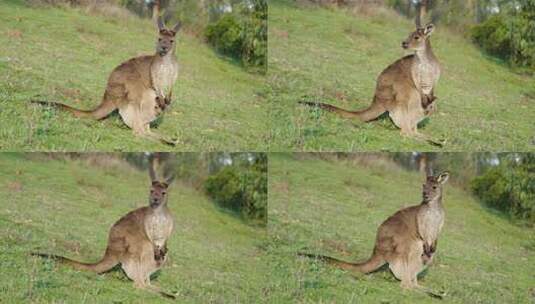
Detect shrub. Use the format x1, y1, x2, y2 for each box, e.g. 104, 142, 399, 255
471, 6, 535, 71
205, 14, 244, 59
203, 1, 267, 72
471, 155, 535, 223
204, 165, 267, 225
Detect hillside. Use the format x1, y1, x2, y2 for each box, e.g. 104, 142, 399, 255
268, 0, 535, 151
0, 0, 268, 151
0, 154, 268, 303
266, 154, 535, 303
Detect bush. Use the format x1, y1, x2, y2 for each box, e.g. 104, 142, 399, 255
471, 8, 535, 71
471, 155, 535, 223
204, 165, 267, 225
205, 14, 244, 59
471, 15, 514, 61
204, 1, 267, 73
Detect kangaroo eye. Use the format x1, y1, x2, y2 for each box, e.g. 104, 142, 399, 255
170, 40, 174, 43
415, 36, 420, 40
159, 38, 162, 42
432, 186, 437, 190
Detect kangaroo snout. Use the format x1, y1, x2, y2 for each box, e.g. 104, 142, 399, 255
401, 41, 409, 49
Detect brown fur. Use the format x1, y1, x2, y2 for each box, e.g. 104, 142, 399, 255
300, 24, 442, 145
31, 17, 181, 146
32, 155, 177, 299
299, 172, 449, 295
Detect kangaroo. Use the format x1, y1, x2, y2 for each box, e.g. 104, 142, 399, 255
31, 17, 181, 146
299, 171, 449, 297
300, 24, 442, 145
32, 154, 176, 298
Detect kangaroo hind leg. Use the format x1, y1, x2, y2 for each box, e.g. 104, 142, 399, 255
132, 123, 178, 146
90, 84, 125, 120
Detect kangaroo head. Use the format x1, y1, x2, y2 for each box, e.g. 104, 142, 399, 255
148, 153, 175, 208
422, 171, 449, 203
149, 181, 170, 208
156, 16, 181, 57
402, 23, 435, 51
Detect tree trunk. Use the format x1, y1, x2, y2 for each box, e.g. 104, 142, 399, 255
152, 0, 160, 23
415, 0, 429, 28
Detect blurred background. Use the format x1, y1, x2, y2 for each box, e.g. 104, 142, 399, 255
8, 152, 267, 225
29, 0, 268, 72
294, 152, 535, 224
296, 0, 535, 72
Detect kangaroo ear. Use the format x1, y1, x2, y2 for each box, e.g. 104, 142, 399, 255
165, 175, 175, 185
157, 16, 165, 31
437, 171, 449, 184
172, 22, 181, 35
424, 23, 435, 36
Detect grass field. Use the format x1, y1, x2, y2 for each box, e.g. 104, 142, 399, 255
266, 153, 535, 303
0, 154, 268, 303
268, 0, 535, 151
0, 0, 268, 151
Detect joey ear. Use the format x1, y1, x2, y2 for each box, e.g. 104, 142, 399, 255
157, 16, 165, 31
437, 172, 450, 184
152, 181, 159, 186
172, 22, 181, 35
161, 182, 169, 189
164, 174, 175, 186
424, 23, 435, 36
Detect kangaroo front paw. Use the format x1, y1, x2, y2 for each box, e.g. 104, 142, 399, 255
155, 96, 168, 111
154, 246, 167, 264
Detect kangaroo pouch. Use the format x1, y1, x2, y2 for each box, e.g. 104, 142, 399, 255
389, 94, 427, 129
119, 89, 161, 129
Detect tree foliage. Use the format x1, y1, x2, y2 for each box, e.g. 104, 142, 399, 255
204, 153, 267, 225
204, 0, 267, 72
471, 0, 535, 70
471, 154, 535, 223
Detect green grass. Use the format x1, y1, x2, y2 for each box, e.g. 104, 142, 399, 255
0, 0, 268, 151
268, 0, 535, 151
266, 153, 535, 303
0, 154, 268, 303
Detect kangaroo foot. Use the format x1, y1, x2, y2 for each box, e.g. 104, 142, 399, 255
157, 134, 179, 146
138, 284, 177, 300
415, 285, 446, 299
134, 128, 179, 146
409, 131, 446, 147
400, 280, 417, 290
146, 285, 177, 300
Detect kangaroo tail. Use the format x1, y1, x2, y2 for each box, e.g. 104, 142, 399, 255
31, 252, 118, 274
298, 101, 386, 122
30, 99, 116, 120
298, 252, 384, 273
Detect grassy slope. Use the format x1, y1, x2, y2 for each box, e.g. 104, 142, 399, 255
268, 0, 535, 152
266, 154, 535, 303
0, 0, 268, 151
0, 154, 267, 303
